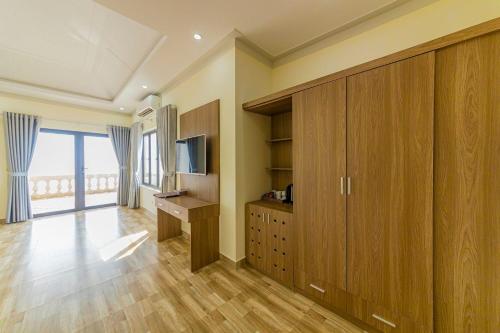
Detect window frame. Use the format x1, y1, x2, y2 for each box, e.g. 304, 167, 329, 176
142, 130, 161, 188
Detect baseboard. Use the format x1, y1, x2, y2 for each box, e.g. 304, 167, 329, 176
0, 218, 5, 224
220, 254, 245, 269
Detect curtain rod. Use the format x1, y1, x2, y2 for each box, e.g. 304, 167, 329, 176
0, 110, 129, 128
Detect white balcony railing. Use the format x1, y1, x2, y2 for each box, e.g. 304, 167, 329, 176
29, 174, 118, 200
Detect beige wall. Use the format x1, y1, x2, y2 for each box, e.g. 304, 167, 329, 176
0, 92, 132, 220
235, 42, 273, 260
136, 42, 239, 260
272, 0, 500, 91
136, 40, 274, 262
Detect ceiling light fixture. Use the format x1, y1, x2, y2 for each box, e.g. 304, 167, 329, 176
141, 84, 148, 89
119, 107, 125, 111
193, 33, 202, 40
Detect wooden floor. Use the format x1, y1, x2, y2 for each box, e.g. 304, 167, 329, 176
0, 207, 363, 333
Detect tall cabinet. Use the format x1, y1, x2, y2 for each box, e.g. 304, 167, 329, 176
434, 32, 500, 332
293, 53, 435, 332
244, 22, 500, 333
346, 53, 434, 332
293, 79, 347, 310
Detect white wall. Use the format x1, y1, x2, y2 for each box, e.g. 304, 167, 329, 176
0, 92, 132, 221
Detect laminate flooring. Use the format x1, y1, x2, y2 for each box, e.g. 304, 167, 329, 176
0, 207, 363, 333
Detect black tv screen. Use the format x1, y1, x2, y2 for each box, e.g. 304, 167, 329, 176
176, 135, 207, 175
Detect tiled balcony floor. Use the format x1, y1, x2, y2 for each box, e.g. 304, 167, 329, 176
32, 192, 117, 215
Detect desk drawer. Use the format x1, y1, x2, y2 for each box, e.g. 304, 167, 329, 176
156, 198, 189, 221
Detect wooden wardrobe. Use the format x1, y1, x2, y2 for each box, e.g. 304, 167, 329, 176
244, 20, 500, 333
294, 52, 434, 332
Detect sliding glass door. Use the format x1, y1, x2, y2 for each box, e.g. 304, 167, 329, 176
30, 131, 76, 215
83, 135, 118, 207
29, 129, 118, 216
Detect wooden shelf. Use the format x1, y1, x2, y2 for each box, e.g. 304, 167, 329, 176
266, 137, 292, 143
267, 167, 293, 171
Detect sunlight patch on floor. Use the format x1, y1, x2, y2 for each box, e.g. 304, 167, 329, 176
99, 230, 149, 261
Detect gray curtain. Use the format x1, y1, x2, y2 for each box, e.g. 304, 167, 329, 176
3, 112, 40, 223
107, 125, 131, 206
128, 122, 142, 208
157, 105, 177, 192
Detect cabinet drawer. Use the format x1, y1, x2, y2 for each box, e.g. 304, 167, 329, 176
346, 293, 430, 333
156, 198, 189, 221
303, 275, 347, 311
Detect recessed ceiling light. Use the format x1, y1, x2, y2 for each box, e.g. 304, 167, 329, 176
193, 33, 202, 40
119, 107, 125, 111
141, 84, 148, 89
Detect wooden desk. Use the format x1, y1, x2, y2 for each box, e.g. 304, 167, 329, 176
155, 196, 220, 271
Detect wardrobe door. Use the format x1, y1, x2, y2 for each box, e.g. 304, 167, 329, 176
293, 79, 347, 310
346, 53, 434, 332
434, 32, 500, 332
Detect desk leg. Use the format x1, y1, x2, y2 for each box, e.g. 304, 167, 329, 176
190, 216, 219, 271
157, 209, 182, 242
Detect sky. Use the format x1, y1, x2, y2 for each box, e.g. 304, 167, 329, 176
30, 132, 118, 177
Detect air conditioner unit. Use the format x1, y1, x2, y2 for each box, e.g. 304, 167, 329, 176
136, 94, 161, 117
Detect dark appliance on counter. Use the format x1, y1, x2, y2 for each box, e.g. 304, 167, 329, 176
284, 184, 293, 204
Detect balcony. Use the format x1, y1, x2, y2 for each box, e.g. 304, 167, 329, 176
29, 173, 118, 215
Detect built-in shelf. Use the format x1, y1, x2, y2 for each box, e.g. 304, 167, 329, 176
267, 167, 293, 171
266, 137, 292, 143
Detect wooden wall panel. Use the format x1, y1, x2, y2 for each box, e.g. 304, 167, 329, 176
293, 79, 347, 310
179, 100, 220, 203
270, 111, 293, 190
271, 112, 292, 139
346, 53, 434, 332
434, 31, 500, 333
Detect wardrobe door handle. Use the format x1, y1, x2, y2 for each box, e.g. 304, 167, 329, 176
347, 177, 351, 195
340, 177, 344, 195
309, 284, 325, 293
267, 213, 270, 224
372, 314, 396, 328
262, 212, 265, 222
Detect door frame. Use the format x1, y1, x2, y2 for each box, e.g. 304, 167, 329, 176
33, 128, 117, 218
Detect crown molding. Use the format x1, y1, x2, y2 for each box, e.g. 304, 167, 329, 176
0, 78, 115, 110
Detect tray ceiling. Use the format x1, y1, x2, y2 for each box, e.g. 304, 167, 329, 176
0, 0, 409, 112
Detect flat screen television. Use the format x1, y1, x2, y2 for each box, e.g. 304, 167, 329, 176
176, 134, 207, 175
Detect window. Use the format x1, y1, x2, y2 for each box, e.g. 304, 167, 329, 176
142, 131, 162, 187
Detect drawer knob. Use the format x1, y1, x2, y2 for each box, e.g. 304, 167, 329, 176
372, 314, 396, 328
309, 284, 325, 293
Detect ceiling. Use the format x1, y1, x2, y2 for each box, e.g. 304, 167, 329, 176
0, 0, 407, 113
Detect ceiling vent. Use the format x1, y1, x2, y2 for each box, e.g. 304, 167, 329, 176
136, 94, 161, 117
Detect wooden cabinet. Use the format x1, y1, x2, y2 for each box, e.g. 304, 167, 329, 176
345, 52, 435, 332
434, 31, 500, 332
245, 201, 293, 287
292, 79, 347, 311
244, 21, 499, 333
